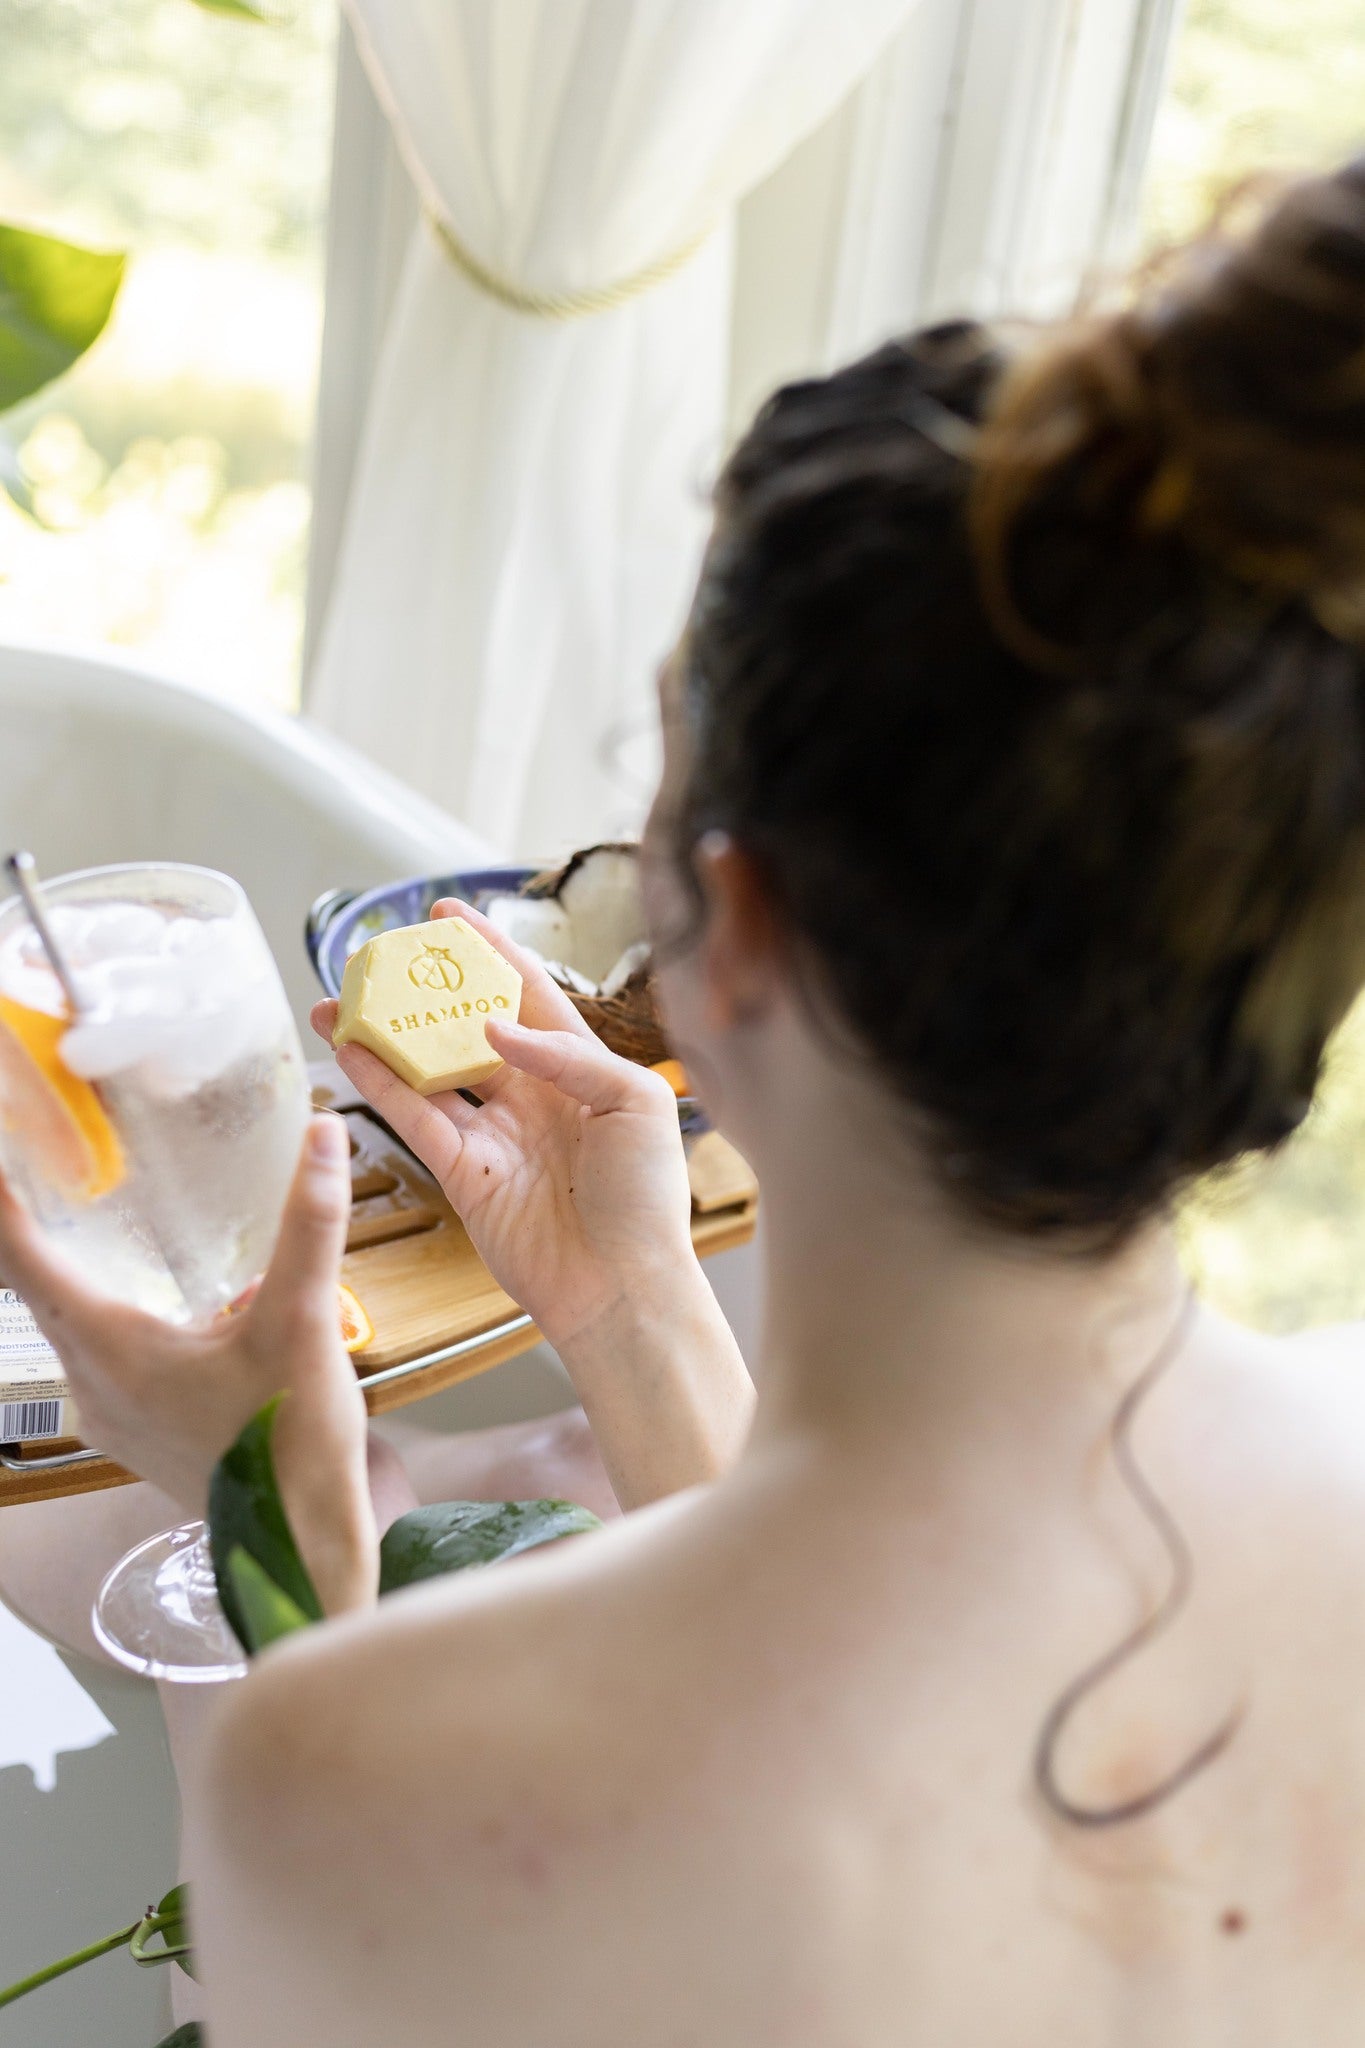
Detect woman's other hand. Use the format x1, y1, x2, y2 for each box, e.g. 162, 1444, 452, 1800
314, 899, 694, 1357
0, 1114, 377, 1616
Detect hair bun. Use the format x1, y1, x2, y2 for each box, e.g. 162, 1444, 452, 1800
973, 157, 1365, 651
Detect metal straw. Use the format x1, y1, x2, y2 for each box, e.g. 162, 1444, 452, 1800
5, 852, 87, 1019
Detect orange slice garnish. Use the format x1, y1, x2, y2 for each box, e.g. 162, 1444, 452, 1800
222, 1286, 376, 1351
338, 1282, 374, 1354
0, 995, 124, 1202
218, 1281, 373, 1353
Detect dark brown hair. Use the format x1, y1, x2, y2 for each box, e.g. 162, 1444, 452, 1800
680, 158, 1365, 1242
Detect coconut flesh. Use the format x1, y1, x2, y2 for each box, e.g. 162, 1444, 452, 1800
480, 846, 651, 1002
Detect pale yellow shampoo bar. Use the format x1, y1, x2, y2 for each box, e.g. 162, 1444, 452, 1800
332, 917, 522, 1094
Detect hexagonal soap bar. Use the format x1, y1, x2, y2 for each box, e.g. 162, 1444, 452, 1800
332, 917, 522, 1095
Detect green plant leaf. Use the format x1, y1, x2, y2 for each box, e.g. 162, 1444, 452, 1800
226, 1545, 313, 1652
153, 2026, 205, 2047
208, 1395, 322, 1654
0, 222, 124, 412
188, 0, 269, 17
379, 1499, 602, 1594
155, 1884, 190, 1931
130, 1883, 197, 1981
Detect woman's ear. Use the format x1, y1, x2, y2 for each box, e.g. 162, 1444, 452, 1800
690, 831, 784, 1031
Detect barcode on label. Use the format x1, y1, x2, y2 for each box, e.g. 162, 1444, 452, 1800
1, 1400, 63, 1443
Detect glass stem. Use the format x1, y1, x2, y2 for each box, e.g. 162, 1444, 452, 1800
185, 1527, 218, 1593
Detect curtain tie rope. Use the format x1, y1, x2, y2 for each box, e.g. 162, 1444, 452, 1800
424, 209, 712, 321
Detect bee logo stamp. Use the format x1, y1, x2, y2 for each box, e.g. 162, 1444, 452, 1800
408, 945, 465, 995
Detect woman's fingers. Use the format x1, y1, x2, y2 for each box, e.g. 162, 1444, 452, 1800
431, 897, 596, 1040
269, 1390, 378, 1617
485, 1016, 670, 1118
250, 1115, 354, 1341
315, 994, 488, 1133
0, 1161, 124, 1348
258, 1124, 379, 1612
331, 1041, 474, 1182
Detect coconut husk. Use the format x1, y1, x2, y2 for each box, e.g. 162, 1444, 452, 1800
561, 965, 670, 1066
520, 844, 670, 1066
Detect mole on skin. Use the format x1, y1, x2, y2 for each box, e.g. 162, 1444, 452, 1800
332, 917, 523, 1095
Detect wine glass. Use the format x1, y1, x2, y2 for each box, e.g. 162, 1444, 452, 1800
0, 860, 309, 1681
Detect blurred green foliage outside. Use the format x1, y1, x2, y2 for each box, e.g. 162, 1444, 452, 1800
1180, 1003, 1365, 1334
1143, 0, 1365, 246
1145, 0, 1365, 1332
0, 0, 335, 709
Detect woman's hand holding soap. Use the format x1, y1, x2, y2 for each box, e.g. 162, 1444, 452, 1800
317, 899, 753, 1506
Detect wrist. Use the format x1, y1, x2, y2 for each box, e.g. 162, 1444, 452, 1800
69, 1378, 234, 1522
555, 1261, 754, 1509
549, 1234, 715, 1378
534, 1231, 690, 1354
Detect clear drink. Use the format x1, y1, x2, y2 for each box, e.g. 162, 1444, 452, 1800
0, 862, 311, 1683
0, 865, 308, 1324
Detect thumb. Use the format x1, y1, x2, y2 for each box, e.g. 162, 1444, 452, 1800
250, 1114, 352, 1337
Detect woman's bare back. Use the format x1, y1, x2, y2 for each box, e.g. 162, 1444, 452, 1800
197, 1309, 1365, 2048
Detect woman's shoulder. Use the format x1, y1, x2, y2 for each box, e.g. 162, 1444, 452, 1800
203, 1483, 706, 1851
1181, 1310, 1365, 1626
1192, 1308, 1365, 1504
195, 1488, 723, 2035
1275, 1315, 1365, 1375
1125, 1311, 1365, 1859
1215, 1310, 1365, 1457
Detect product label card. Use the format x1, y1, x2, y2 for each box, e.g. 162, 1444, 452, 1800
0, 1288, 70, 1441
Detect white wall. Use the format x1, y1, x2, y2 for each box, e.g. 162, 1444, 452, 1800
0, 1601, 177, 2047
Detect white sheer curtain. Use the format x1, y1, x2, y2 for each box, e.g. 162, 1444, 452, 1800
308, 0, 921, 857
729, 0, 1174, 432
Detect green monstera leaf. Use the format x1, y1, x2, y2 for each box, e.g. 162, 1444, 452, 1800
208, 1395, 322, 1654
0, 223, 125, 412
379, 1498, 602, 1592
209, 1399, 604, 1652
225, 1545, 314, 1650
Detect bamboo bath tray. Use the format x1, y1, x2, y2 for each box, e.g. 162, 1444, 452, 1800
0, 1073, 758, 1507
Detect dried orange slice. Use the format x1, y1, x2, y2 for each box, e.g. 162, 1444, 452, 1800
0, 994, 124, 1202
338, 1283, 374, 1354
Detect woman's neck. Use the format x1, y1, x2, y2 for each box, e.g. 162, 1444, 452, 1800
744, 1081, 1189, 1472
